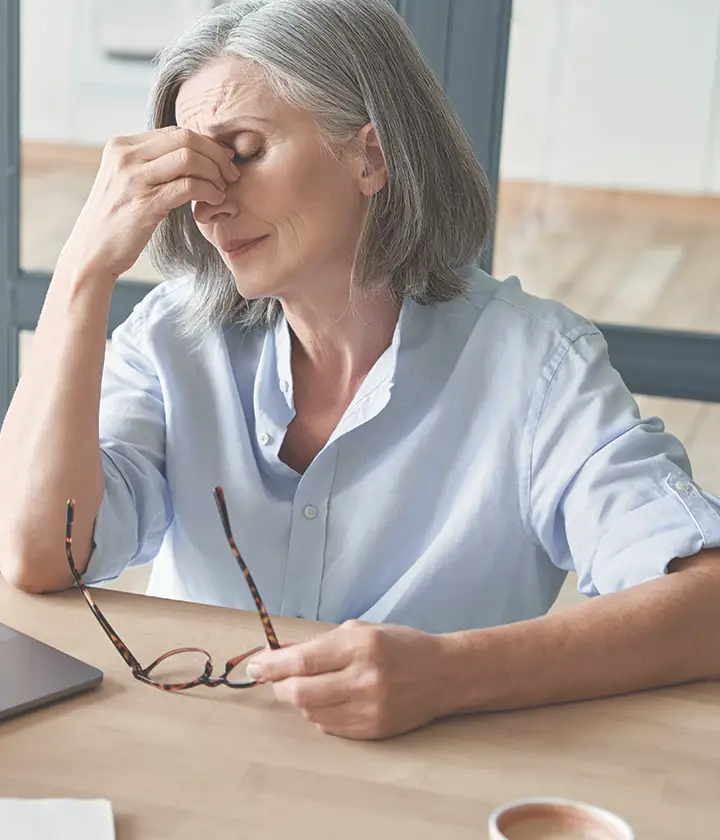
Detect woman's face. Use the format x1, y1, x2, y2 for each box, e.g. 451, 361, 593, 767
175, 58, 385, 304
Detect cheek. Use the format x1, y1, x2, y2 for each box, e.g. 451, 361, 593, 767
255, 149, 358, 225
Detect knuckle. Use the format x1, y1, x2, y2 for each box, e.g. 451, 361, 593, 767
103, 136, 132, 167
175, 127, 192, 146
361, 667, 388, 701
295, 648, 316, 676
104, 135, 127, 153
360, 665, 382, 692
177, 146, 193, 167
285, 680, 307, 708
178, 176, 194, 195
356, 626, 384, 661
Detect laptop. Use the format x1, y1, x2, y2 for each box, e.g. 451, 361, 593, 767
0, 622, 103, 721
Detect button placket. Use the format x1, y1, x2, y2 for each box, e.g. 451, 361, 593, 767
280, 448, 339, 621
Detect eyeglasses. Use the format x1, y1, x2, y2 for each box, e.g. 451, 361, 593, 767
64, 486, 280, 691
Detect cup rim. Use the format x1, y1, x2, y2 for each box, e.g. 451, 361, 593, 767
488, 796, 635, 840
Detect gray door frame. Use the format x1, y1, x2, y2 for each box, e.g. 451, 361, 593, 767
2, 0, 720, 423
1, 0, 20, 420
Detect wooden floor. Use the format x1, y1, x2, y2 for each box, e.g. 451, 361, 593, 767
17, 147, 720, 603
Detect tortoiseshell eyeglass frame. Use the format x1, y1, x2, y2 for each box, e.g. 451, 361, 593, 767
64, 486, 280, 692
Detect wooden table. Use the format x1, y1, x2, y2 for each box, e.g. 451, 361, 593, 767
1, 579, 720, 839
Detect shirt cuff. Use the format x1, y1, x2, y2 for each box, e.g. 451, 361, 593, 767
590, 472, 720, 594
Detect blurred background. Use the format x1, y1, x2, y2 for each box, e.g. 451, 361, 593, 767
12, 0, 720, 602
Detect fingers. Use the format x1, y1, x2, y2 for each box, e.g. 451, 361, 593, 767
247, 628, 353, 682
139, 126, 240, 185
108, 126, 240, 197
144, 146, 238, 195
272, 664, 386, 712
307, 705, 375, 740
269, 671, 385, 739
157, 176, 227, 210
272, 671, 356, 710
297, 697, 389, 741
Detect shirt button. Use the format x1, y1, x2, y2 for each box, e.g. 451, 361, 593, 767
675, 480, 692, 492
280, 380, 290, 393
257, 431, 271, 446
303, 504, 318, 520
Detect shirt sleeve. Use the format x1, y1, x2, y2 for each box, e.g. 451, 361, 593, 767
83, 306, 172, 585
526, 329, 720, 596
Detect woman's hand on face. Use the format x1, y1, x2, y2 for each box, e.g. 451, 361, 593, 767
60, 126, 240, 282
246, 620, 454, 740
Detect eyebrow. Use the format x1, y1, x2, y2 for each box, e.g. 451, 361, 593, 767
202, 116, 272, 137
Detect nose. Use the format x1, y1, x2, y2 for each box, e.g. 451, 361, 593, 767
192, 192, 239, 225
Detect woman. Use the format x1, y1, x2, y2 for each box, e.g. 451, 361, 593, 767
1, 0, 720, 741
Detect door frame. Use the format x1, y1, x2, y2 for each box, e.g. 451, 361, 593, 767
1, 0, 20, 421
2, 0, 720, 423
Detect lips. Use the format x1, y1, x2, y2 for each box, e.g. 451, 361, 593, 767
221, 236, 267, 253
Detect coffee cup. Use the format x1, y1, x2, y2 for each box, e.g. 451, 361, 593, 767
488, 797, 635, 840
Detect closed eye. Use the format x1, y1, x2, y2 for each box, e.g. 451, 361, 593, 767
232, 149, 263, 165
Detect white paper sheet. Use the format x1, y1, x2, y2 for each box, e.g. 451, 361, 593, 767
0, 799, 114, 840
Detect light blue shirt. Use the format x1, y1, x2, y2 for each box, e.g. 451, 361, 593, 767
87, 264, 720, 632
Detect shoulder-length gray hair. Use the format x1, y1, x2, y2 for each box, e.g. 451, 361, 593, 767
147, 0, 493, 338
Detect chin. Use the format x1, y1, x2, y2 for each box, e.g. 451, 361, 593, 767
230, 272, 284, 302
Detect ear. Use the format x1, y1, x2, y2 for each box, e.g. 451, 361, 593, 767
353, 123, 388, 197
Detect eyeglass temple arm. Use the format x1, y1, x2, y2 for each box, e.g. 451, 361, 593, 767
65, 500, 144, 673
213, 487, 281, 650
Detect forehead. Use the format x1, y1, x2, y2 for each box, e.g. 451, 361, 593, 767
175, 58, 277, 129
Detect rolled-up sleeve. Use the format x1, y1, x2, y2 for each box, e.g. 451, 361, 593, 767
527, 329, 720, 596
84, 307, 172, 585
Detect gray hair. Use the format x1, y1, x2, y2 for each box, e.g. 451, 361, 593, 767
147, 0, 493, 338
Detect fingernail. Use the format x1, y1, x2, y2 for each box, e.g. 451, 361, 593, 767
246, 662, 262, 681
230, 164, 240, 179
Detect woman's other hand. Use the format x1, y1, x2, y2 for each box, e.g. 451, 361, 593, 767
245, 620, 455, 740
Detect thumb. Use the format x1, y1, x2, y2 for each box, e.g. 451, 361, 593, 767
246, 632, 347, 683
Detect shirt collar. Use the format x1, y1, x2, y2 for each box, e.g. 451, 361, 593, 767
273, 309, 295, 409
272, 295, 416, 410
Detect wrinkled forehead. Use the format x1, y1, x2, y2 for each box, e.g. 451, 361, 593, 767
174, 58, 276, 133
